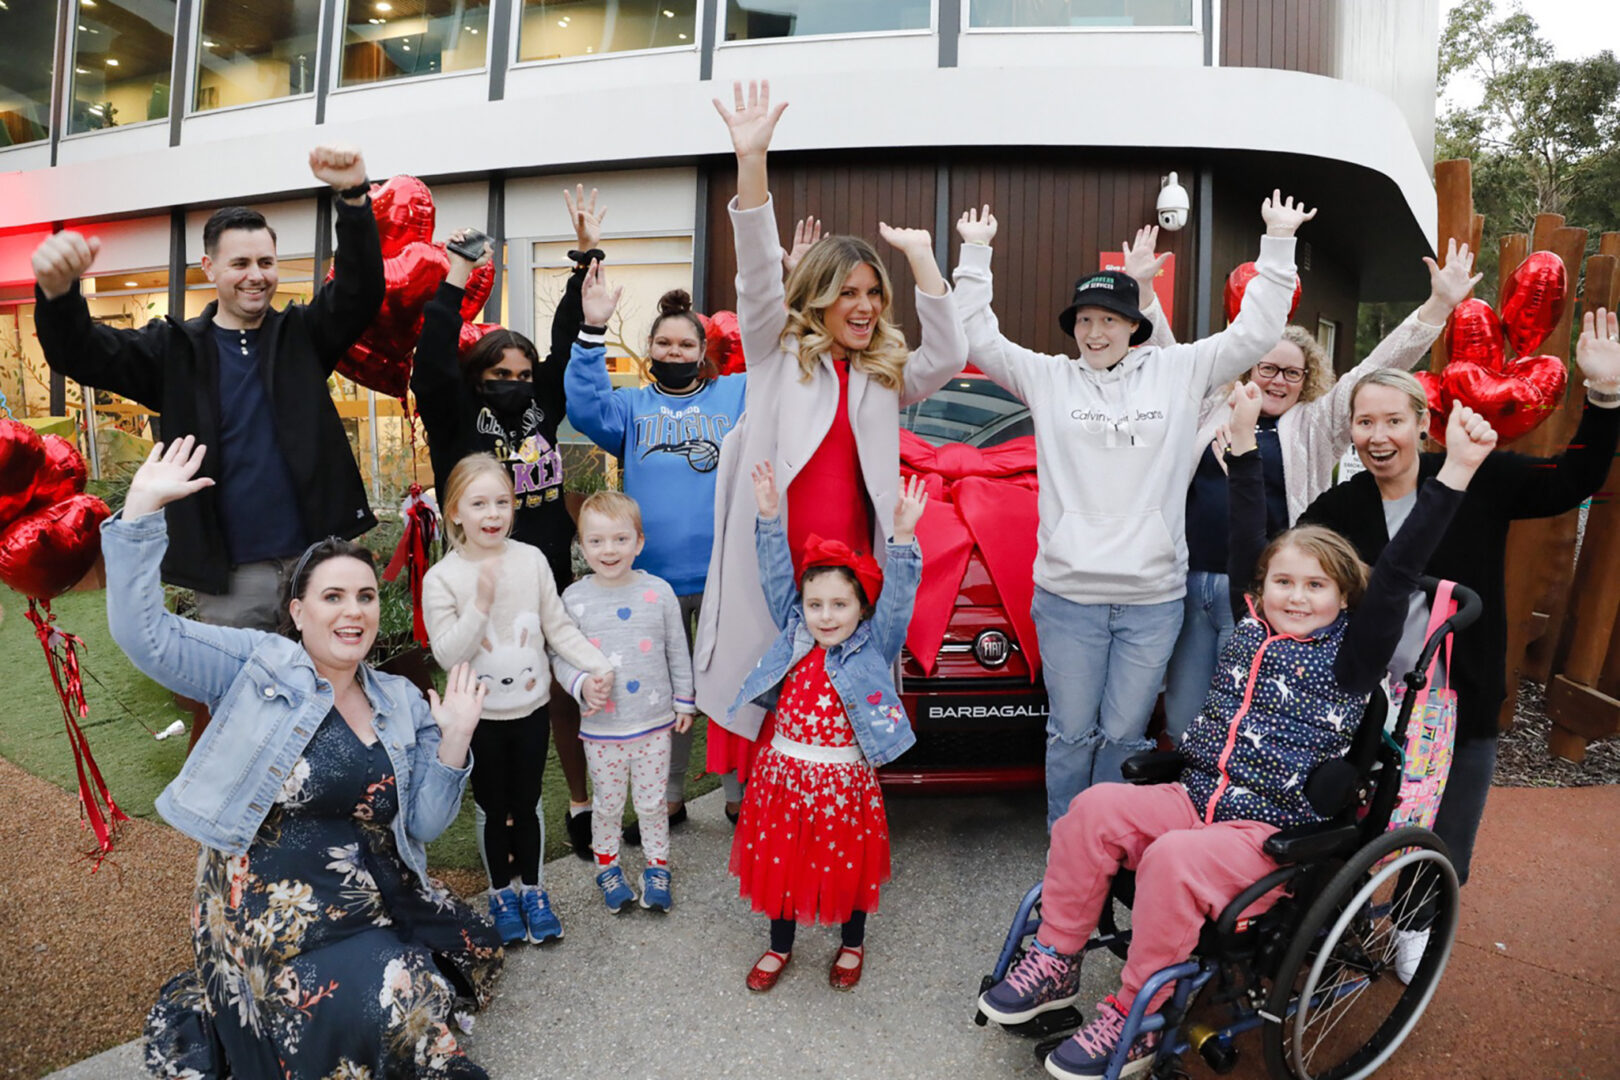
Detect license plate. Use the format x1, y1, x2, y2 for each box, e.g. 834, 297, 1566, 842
912, 694, 1050, 730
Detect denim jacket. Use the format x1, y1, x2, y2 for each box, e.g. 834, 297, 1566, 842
728, 513, 921, 767
102, 511, 471, 887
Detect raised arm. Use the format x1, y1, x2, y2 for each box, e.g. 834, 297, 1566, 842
1224, 383, 1269, 620
1122, 225, 1176, 350
870, 475, 927, 661
1333, 407, 1495, 693
751, 461, 799, 630
304, 146, 386, 367
949, 207, 1042, 401
540, 185, 608, 420
408, 663, 482, 836
32, 231, 168, 408
103, 439, 263, 705
410, 228, 490, 446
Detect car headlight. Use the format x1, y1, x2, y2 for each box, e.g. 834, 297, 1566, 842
973, 629, 1011, 669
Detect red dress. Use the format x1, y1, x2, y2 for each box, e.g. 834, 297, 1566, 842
707, 357, 874, 781
729, 647, 892, 924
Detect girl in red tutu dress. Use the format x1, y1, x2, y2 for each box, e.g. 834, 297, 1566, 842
727, 462, 928, 992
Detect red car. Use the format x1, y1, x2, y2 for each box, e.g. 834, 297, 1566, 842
882, 373, 1048, 792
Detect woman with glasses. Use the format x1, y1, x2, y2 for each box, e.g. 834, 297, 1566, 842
1161, 239, 1482, 739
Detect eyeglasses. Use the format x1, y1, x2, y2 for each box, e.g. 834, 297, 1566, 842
1254, 362, 1307, 384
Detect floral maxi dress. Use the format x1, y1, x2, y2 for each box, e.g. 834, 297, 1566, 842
144, 708, 502, 1079
729, 646, 892, 924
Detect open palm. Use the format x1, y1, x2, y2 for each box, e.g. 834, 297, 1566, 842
712, 79, 787, 157
124, 437, 215, 520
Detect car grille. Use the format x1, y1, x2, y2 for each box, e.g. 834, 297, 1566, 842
902, 727, 1048, 769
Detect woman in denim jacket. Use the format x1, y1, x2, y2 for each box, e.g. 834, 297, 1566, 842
728, 462, 925, 994
107, 438, 502, 1079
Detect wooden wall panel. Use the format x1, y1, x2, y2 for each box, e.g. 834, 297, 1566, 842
1221, 0, 1337, 75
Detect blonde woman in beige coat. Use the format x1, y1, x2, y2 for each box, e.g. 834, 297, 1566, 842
692, 81, 969, 781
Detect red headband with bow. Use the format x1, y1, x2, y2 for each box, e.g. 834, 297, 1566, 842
799, 534, 883, 605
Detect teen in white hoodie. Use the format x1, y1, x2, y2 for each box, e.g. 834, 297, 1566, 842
950, 193, 1314, 827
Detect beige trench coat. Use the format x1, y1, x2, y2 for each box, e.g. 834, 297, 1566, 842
692, 197, 969, 736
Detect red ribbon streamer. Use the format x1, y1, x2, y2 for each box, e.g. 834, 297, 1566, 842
899, 429, 1042, 679
383, 482, 438, 648
24, 598, 128, 868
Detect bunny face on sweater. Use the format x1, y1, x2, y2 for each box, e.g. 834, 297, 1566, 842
475, 612, 544, 712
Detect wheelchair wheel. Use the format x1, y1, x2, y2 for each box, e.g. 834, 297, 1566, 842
1261, 827, 1458, 1080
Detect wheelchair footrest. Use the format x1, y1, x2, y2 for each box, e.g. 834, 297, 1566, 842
1005, 1006, 1083, 1039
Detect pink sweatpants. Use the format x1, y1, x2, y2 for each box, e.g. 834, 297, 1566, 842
1038, 783, 1281, 1012
584, 729, 673, 864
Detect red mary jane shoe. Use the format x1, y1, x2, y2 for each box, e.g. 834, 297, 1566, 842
829, 946, 864, 990
747, 950, 791, 992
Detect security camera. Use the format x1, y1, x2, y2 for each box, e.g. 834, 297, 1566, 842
1157, 171, 1190, 231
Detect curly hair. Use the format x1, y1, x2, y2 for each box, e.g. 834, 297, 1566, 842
781, 235, 909, 391
1241, 325, 1334, 404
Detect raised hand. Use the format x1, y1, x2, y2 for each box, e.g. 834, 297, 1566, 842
1438, 405, 1498, 488
1122, 225, 1170, 297
1227, 381, 1264, 453
1576, 308, 1620, 389
712, 79, 787, 159
565, 184, 607, 251
32, 231, 101, 301
123, 436, 215, 521
892, 473, 929, 544
429, 662, 487, 766
1421, 237, 1483, 314
309, 144, 367, 195
956, 205, 998, 247
445, 227, 492, 289
580, 259, 623, 327
1260, 190, 1318, 238
752, 461, 781, 519
879, 222, 947, 297
784, 216, 822, 274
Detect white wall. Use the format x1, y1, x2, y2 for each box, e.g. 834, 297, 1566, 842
1334, 0, 1440, 168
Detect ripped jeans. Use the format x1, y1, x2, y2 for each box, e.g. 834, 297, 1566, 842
1033, 587, 1183, 829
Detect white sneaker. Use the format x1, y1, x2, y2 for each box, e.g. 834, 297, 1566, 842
1393, 927, 1431, 985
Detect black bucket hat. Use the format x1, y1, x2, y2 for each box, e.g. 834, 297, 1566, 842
1058, 270, 1152, 346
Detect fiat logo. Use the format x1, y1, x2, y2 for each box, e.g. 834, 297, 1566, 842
974, 630, 1011, 668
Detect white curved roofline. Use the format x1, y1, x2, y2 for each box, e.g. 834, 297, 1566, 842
1, 67, 1433, 244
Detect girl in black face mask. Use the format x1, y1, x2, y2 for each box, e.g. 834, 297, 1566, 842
566, 280, 750, 829
412, 186, 606, 868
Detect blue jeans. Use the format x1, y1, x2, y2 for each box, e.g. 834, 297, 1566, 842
1161, 571, 1237, 744
1033, 587, 1184, 828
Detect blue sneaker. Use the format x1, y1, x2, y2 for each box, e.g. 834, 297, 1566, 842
1044, 995, 1160, 1079
519, 887, 563, 944
979, 940, 1081, 1024
640, 866, 673, 912
488, 886, 526, 946
596, 864, 635, 913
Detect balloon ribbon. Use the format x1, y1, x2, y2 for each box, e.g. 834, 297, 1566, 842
383, 482, 438, 648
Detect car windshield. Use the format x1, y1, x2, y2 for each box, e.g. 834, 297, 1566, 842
900, 376, 1032, 448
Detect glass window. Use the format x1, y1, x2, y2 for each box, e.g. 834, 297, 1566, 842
194, 0, 322, 112
70, 0, 178, 132
969, 0, 1192, 29
518, 1, 696, 61
0, 1, 58, 146
725, 0, 929, 40
341, 0, 490, 86
534, 236, 691, 369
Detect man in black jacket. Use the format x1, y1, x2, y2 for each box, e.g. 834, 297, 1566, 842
31, 145, 385, 632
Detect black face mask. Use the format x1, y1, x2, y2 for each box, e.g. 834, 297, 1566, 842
479, 379, 534, 415
651, 359, 701, 390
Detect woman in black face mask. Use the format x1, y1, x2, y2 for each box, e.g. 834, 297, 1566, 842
412, 186, 604, 862
566, 281, 749, 828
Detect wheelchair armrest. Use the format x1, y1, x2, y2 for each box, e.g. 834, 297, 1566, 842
1121, 750, 1185, 784
1262, 820, 1362, 865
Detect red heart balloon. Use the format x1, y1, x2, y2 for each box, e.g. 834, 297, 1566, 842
0, 419, 46, 528
1500, 251, 1567, 358
1441, 356, 1568, 444
0, 493, 110, 599
458, 321, 503, 356
460, 263, 494, 321
705, 310, 744, 376
1223, 262, 1303, 324
1413, 369, 1450, 444
1443, 299, 1506, 373
25, 435, 88, 513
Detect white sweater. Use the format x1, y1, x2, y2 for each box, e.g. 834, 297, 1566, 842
951, 235, 1297, 605
422, 540, 610, 721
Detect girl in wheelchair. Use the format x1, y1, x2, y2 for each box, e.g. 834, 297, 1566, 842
978, 385, 1497, 1079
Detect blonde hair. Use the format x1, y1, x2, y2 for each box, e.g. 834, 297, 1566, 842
781, 235, 910, 391
578, 491, 644, 538
1244, 325, 1334, 405
1252, 525, 1370, 611
1350, 368, 1429, 422
442, 453, 514, 551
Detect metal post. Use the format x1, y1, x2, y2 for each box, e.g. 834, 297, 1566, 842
80, 382, 102, 480
367, 389, 382, 501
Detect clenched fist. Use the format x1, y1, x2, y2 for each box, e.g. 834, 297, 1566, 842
309, 144, 368, 197
32, 232, 101, 301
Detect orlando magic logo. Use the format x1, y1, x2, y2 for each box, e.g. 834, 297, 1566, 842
634, 406, 733, 474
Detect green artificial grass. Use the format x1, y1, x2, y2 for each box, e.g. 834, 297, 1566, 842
0, 587, 719, 872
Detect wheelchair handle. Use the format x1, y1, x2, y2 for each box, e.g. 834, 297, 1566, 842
1406, 578, 1481, 689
